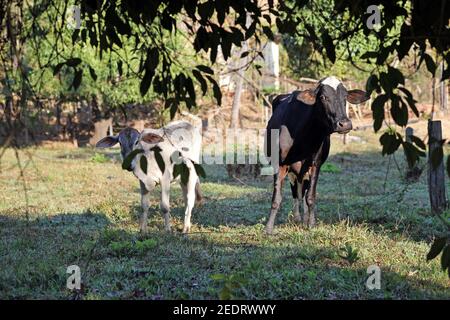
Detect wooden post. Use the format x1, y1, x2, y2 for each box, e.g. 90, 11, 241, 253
405, 126, 420, 180
439, 61, 448, 114
405, 126, 414, 170
428, 120, 447, 214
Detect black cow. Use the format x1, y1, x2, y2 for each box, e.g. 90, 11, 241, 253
264, 76, 369, 234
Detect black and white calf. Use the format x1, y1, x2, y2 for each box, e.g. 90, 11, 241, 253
96, 121, 202, 234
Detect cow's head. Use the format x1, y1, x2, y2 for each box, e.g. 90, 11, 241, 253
95, 127, 141, 171
96, 128, 165, 171
297, 76, 369, 134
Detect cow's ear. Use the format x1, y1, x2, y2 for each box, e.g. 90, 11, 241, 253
141, 132, 164, 144
296, 89, 316, 105
347, 89, 370, 104
96, 136, 118, 148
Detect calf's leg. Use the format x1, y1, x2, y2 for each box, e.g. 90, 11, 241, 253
160, 178, 171, 232
181, 170, 198, 234
139, 181, 150, 234
265, 165, 289, 234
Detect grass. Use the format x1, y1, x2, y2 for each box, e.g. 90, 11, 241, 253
0, 128, 449, 299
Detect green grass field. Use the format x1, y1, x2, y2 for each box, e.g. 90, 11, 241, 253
0, 128, 449, 299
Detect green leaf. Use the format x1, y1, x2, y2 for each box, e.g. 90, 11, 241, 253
410, 135, 426, 150
53, 63, 65, 76
263, 26, 274, 41
423, 53, 436, 76
379, 72, 392, 93
151, 146, 165, 173
72, 69, 83, 90
194, 163, 206, 178
366, 74, 379, 95
122, 149, 144, 170
170, 100, 178, 119
66, 58, 82, 67
140, 68, 154, 96
427, 237, 447, 261
192, 70, 207, 95
150, 145, 162, 153
196, 65, 214, 74
321, 30, 335, 63
398, 87, 419, 117
140, 155, 147, 174
88, 66, 97, 81
371, 94, 387, 132
388, 66, 405, 86
379, 131, 401, 155
198, 1, 214, 20
390, 95, 408, 126
206, 76, 221, 105
360, 51, 378, 60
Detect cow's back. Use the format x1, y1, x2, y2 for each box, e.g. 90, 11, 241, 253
154, 120, 202, 163
265, 93, 313, 159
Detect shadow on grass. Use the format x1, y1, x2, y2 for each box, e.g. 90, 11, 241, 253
0, 212, 448, 299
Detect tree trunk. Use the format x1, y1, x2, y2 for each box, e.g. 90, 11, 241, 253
230, 41, 248, 129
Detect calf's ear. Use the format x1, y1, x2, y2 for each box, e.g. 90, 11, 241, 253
296, 89, 316, 105
96, 136, 118, 148
141, 132, 164, 144
347, 89, 370, 104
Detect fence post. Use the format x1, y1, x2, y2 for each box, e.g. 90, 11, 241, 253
439, 61, 448, 114
405, 126, 414, 170
428, 120, 447, 214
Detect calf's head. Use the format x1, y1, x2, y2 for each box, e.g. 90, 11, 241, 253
96, 127, 165, 171
297, 76, 369, 134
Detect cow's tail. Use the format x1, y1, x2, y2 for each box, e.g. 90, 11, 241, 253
195, 179, 203, 206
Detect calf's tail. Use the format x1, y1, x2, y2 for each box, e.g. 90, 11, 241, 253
195, 179, 203, 205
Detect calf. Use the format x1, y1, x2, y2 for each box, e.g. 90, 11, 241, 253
96, 121, 202, 234
265, 76, 369, 234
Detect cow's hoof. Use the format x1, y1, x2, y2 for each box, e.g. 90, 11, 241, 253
182, 225, 191, 234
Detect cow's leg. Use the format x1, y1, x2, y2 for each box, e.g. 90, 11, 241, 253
265, 165, 289, 234
304, 165, 320, 227
290, 179, 301, 223
139, 181, 151, 234
289, 162, 303, 223
181, 170, 197, 234
301, 172, 311, 226
160, 178, 171, 232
